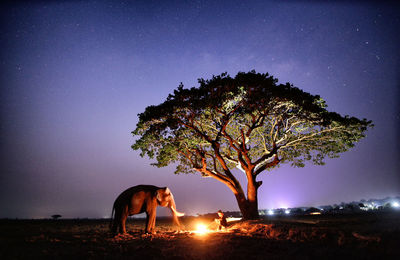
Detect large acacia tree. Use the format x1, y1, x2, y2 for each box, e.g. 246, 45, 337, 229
132, 71, 372, 219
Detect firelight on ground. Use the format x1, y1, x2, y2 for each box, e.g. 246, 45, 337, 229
195, 223, 208, 235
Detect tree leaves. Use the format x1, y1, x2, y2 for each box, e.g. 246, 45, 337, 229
132, 71, 372, 179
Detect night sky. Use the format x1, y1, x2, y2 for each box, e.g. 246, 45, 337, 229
1, 0, 399, 218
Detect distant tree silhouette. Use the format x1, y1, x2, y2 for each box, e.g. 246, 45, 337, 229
305, 207, 321, 214
384, 202, 392, 209
51, 214, 62, 220
133, 71, 373, 219
291, 208, 304, 215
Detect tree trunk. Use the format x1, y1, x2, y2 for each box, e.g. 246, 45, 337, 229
234, 193, 259, 220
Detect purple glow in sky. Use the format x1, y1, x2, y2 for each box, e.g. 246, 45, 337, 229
0, 0, 399, 218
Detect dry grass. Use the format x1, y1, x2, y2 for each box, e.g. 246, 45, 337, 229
1, 212, 399, 259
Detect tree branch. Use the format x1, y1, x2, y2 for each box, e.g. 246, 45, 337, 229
197, 156, 239, 193
245, 112, 266, 138
279, 126, 345, 149
254, 155, 281, 176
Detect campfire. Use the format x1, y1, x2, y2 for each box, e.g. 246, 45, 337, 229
192, 217, 242, 235
194, 222, 210, 235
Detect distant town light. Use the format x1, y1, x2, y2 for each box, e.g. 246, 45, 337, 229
284, 209, 290, 214
268, 210, 274, 215
393, 202, 400, 208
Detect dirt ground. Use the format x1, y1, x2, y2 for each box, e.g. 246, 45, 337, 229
1, 211, 399, 259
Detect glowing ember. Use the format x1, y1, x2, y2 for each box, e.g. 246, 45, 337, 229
195, 223, 208, 234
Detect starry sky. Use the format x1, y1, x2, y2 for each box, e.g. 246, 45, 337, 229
1, 0, 399, 218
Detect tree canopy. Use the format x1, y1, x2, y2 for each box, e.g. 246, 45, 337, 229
132, 71, 372, 219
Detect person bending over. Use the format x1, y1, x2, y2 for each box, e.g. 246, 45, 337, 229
215, 210, 228, 230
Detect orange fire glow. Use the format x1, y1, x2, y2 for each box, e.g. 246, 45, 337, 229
195, 223, 208, 235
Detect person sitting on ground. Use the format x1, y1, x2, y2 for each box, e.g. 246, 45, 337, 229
215, 210, 228, 230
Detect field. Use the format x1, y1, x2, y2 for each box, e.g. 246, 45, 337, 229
1, 211, 399, 259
